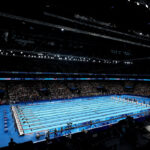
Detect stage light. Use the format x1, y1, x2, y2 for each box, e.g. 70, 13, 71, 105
146, 4, 149, 8
20, 51, 23, 54
136, 2, 140, 6
61, 28, 64, 32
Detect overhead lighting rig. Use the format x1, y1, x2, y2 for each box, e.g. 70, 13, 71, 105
0, 49, 133, 65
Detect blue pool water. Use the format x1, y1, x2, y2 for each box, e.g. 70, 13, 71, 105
0, 95, 150, 148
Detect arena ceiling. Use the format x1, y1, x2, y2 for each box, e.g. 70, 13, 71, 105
0, 0, 150, 29
0, 0, 150, 74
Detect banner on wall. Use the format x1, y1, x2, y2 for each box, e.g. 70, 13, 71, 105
0, 78, 150, 81
0, 71, 150, 77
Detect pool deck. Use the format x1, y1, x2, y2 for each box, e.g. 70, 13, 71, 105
0, 95, 150, 148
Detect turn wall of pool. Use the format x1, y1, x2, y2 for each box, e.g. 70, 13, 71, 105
0, 95, 150, 148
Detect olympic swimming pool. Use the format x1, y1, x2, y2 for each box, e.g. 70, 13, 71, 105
0, 95, 150, 148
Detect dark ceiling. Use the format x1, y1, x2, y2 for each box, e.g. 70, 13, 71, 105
0, 0, 150, 30
0, 0, 150, 74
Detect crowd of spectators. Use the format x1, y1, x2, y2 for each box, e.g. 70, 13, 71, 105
134, 83, 150, 97
48, 82, 73, 99
0, 81, 150, 104
105, 82, 124, 95
8, 82, 40, 103
0, 82, 7, 104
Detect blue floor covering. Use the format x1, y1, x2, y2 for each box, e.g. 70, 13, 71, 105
0, 95, 150, 148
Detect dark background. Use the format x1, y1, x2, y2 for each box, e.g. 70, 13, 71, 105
0, 0, 150, 74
